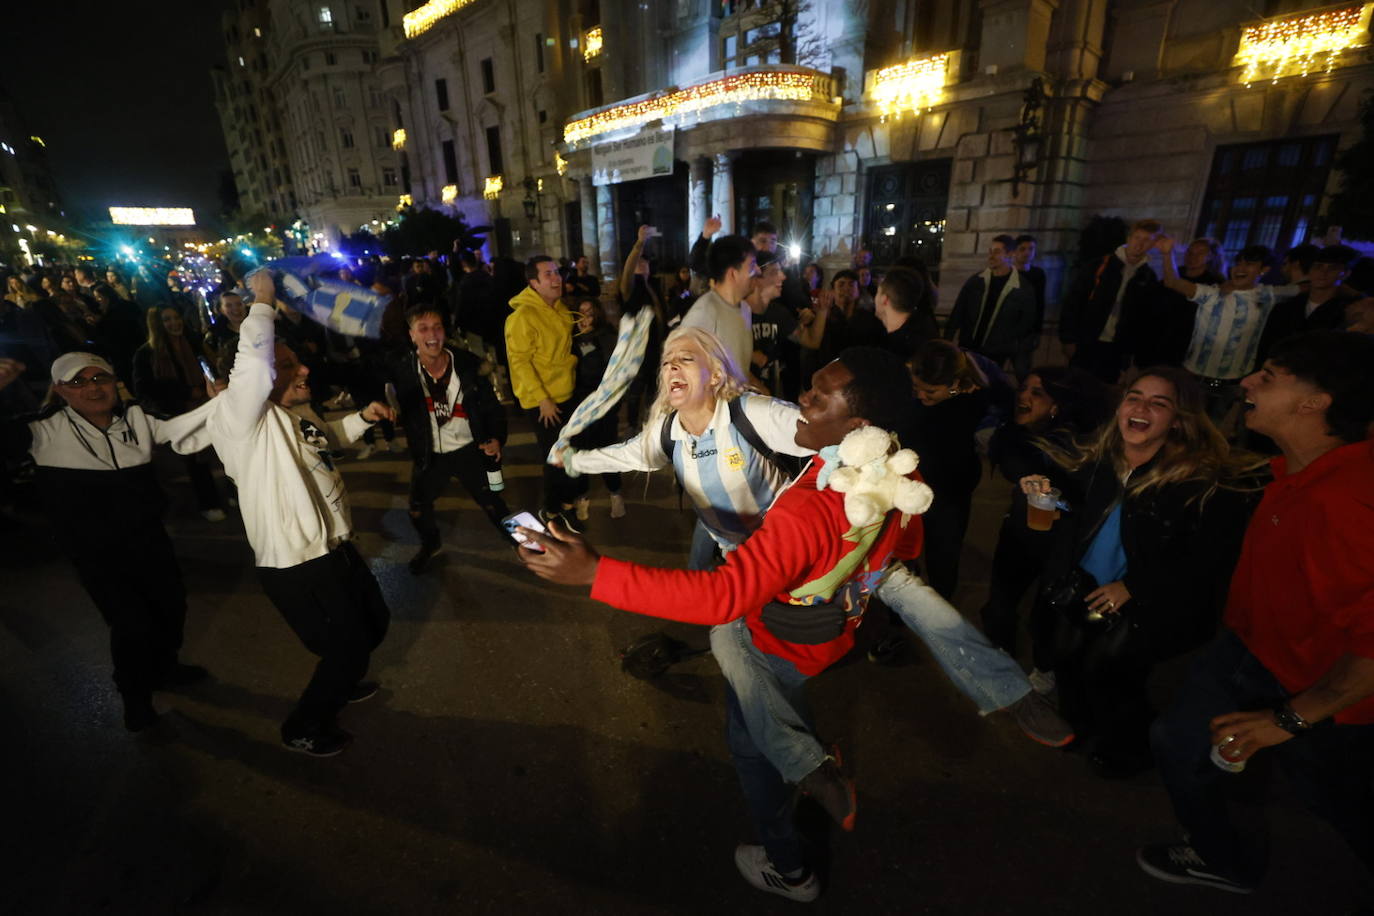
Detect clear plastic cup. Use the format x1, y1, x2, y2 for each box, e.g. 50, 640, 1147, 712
1026, 487, 1061, 532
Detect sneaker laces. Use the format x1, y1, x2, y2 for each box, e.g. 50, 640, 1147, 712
1169, 845, 1208, 869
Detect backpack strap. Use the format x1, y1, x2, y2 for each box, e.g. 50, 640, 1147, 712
659, 409, 676, 460
728, 396, 781, 467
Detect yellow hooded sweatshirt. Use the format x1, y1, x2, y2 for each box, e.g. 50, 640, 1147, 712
504, 285, 577, 409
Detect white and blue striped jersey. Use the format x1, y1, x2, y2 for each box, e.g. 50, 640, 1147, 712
567, 393, 812, 549
1183, 283, 1299, 380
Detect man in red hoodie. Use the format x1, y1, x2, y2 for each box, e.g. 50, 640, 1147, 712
521, 347, 920, 903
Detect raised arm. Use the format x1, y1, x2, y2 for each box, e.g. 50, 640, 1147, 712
1155, 236, 1197, 298
619, 225, 652, 301
216, 270, 281, 438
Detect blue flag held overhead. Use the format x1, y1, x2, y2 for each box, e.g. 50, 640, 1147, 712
262, 254, 392, 339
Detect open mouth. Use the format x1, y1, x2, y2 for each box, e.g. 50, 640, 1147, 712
668, 379, 687, 394
1243, 398, 1256, 412
1125, 417, 1150, 431
1015, 403, 1032, 415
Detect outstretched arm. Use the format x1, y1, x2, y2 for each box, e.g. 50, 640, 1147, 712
1156, 236, 1197, 298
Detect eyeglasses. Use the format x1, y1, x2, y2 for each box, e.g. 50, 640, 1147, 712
60, 373, 115, 388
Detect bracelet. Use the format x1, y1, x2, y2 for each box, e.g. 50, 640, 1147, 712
1272, 702, 1312, 736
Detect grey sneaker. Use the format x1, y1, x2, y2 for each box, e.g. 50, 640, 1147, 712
797, 758, 856, 832
1136, 844, 1255, 894
1028, 667, 1056, 694
733, 844, 819, 903
1006, 689, 1074, 747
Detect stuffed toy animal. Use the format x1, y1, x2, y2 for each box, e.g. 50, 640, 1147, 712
822, 426, 934, 528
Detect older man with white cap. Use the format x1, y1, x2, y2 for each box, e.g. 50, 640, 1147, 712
1, 352, 217, 731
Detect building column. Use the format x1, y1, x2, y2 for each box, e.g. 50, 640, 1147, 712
688, 157, 711, 240
711, 152, 735, 235
595, 182, 618, 281
579, 177, 598, 265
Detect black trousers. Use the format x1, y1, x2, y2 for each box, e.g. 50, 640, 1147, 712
528, 400, 587, 512
409, 444, 510, 546
258, 543, 390, 736
72, 528, 187, 702
920, 484, 974, 600
980, 514, 1057, 670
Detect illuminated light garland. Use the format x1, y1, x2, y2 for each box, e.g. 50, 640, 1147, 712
403, 0, 478, 38
397, 194, 413, 210
563, 69, 829, 145
441, 184, 459, 204
110, 207, 196, 226
392, 128, 407, 150
584, 26, 603, 62
1235, 3, 1372, 86
869, 52, 950, 121
555, 152, 568, 175
483, 175, 503, 199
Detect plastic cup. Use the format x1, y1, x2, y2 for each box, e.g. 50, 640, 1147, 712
1210, 735, 1246, 773
1026, 487, 1061, 532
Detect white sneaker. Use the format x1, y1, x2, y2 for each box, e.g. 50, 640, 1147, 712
574, 497, 591, 521
609, 493, 627, 519
733, 844, 819, 903
354, 444, 375, 460
1028, 668, 1057, 695
200, 508, 227, 522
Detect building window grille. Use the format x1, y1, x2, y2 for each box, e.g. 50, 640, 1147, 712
1198, 135, 1337, 260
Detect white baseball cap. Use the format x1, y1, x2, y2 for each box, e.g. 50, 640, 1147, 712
50, 352, 115, 385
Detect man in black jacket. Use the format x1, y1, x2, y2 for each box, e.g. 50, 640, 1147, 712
1060, 219, 1163, 383
389, 304, 510, 574
944, 234, 1038, 366
1255, 244, 1360, 367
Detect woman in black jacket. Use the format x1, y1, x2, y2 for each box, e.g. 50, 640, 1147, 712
1021, 367, 1264, 777
904, 340, 1011, 599
982, 366, 1110, 678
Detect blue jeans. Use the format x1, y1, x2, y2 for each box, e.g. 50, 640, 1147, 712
688, 519, 722, 571
1151, 630, 1374, 885
713, 619, 818, 874
876, 564, 1031, 714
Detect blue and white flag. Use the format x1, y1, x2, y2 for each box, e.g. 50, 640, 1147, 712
263, 255, 392, 339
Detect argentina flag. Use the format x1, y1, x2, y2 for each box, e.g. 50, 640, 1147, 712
263, 255, 392, 339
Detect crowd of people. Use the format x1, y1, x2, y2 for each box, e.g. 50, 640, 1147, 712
1, 213, 1372, 906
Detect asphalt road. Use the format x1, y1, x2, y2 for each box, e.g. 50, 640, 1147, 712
3, 412, 1368, 915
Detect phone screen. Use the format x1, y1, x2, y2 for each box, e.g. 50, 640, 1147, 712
197, 357, 217, 388
502, 511, 547, 552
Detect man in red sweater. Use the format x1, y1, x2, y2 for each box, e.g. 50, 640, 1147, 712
521, 348, 919, 903
1138, 330, 1374, 895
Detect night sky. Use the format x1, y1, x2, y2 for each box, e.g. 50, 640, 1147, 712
0, 1, 232, 228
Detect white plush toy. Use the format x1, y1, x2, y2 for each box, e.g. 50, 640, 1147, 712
823, 426, 935, 528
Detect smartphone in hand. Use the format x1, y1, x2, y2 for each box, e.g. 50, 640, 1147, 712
502, 510, 548, 552
198, 357, 218, 389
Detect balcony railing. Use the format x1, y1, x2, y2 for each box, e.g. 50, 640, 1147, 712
562, 65, 837, 147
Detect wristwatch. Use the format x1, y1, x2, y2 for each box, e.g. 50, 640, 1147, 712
1272, 702, 1312, 736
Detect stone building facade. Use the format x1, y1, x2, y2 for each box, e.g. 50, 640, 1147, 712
346, 0, 1374, 330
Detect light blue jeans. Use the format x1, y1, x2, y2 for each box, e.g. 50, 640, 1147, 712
709, 618, 826, 785
875, 564, 1031, 713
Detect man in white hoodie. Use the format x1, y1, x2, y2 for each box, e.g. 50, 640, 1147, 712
208, 270, 396, 757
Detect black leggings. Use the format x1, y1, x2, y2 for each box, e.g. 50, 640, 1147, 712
408, 444, 510, 547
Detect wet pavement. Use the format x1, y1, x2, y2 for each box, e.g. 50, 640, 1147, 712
4, 412, 1369, 915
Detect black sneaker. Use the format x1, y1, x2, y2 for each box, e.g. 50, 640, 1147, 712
540, 508, 581, 536
347, 681, 379, 703
797, 758, 856, 832
408, 541, 440, 575
159, 663, 210, 690
123, 696, 159, 733
1136, 844, 1255, 894
866, 634, 912, 667
282, 727, 353, 758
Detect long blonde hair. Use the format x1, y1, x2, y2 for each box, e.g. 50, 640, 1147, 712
1042, 366, 1266, 505
642, 326, 749, 459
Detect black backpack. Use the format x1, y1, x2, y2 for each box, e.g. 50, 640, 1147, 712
657, 395, 806, 480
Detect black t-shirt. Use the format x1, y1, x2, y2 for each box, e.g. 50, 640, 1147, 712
751, 301, 798, 365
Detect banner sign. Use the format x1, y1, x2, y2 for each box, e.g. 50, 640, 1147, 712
591, 127, 675, 187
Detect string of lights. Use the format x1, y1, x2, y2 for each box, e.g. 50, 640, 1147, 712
584, 27, 603, 62
483, 175, 503, 200
563, 69, 829, 145
869, 52, 951, 120
402, 0, 479, 39
392, 128, 407, 150
441, 184, 459, 204
1234, 3, 1372, 86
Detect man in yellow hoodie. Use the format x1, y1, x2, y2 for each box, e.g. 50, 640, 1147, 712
505, 255, 584, 527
